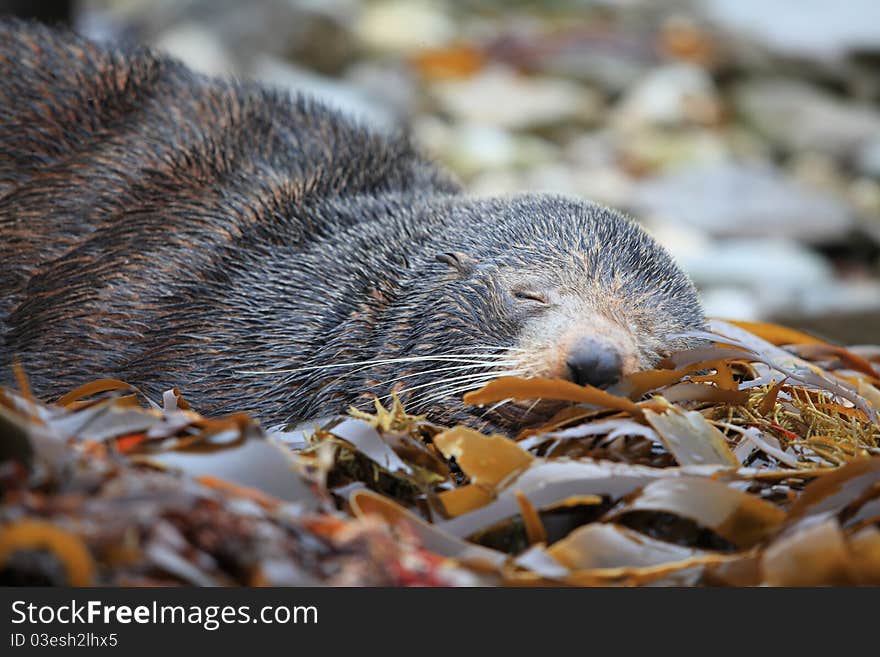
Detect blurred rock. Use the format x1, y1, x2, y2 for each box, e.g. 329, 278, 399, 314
443, 125, 520, 176
540, 48, 650, 96
467, 164, 634, 208
849, 179, 880, 225
154, 22, 235, 76
88, 0, 359, 75
797, 279, 880, 316
614, 64, 721, 129
651, 217, 839, 318
567, 167, 636, 209
253, 57, 397, 132
431, 66, 601, 130
617, 128, 730, 173
857, 139, 880, 179
669, 237, 833, 291
630, 162, 855, 242
665, 235, 836, 319
355, 0, 454, 55
700, 287, 762, 321
565, 131, 617, 169
528, 164, 628, 204
788, 152, 845, 190
703, 0, 880, 61
487, 21, 657, 95
514, 163, 579, 197
416, 120, 557, 178
344, 61, 418, 121
736, 79, 880, 160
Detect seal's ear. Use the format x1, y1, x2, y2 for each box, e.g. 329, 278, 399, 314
436, 251, 476, 276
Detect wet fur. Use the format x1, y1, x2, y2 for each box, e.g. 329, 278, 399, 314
0, 20, 705, 429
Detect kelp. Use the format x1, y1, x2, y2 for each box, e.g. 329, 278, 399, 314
0, 384, 474, 586
2, 319, 880, 586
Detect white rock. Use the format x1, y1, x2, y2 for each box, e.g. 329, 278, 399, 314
153, 22, 236, 76
704, 0, 880, 61
669, 238, 833, 292
446, 124, 520, 175
567, 167, 635, 208
431, 66, 600, 130
700, 287, 763, 321
344, 61, 417, 120
617, 128, 731, 172
857, 138, 880, 179
355, 0, 455, 54
796, 279, 880, 316
643, 219, 714, 259
565, 132, 617, 169
736, 79, 880, 159
419, 121, 558, 178
642, 221, 837, 319
614, 64, 720, 129
630, 161, 854, 242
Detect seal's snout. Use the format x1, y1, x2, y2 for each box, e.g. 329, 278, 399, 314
565, 338, 623, 388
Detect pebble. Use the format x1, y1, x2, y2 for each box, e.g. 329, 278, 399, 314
616, 128, 730, 173
703, 0, 880, 61
153, 22, 236, 76
355, 0, 455, 54
431, 66, 601, 130
629, 162, 855, 242
857, 139, 880, 179
699, 288, 763, 321
614, 64, 721, 129
415, 118, 559, 177
669, 238, 833, 292
735, 79, 880, 160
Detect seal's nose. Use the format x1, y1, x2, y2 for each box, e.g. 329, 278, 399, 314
565, 338, 623, 388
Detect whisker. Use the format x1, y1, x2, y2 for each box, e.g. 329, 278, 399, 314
382, 370, 518, 402
365, 360, 520, 391
466, 345, 528, 353
323, 357, 521, 394
237, 353, 512, 376
523, 398, 542, 419
410, 371, 527, 409
479, 397, 513, 421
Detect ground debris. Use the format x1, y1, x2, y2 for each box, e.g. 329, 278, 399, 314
2, 320, 880, 586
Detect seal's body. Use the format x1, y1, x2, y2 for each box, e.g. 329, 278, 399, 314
0, 21, 704, 430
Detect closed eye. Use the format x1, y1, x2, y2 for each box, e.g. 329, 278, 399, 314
512, 289, 549, 304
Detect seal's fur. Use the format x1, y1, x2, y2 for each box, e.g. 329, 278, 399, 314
0, 20, 704, 429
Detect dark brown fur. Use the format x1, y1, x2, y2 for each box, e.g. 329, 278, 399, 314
0, 20, 705, 431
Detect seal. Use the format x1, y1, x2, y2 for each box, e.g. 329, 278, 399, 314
0, 20, 706, 430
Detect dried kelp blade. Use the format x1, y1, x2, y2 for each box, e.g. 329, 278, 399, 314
707, 319, 877, 421
463, 376, 645, 419
433, 426, 534, 487
144, 426, 321, 508
644, 407, 739, 467
608, 476, 786, 549
547, 522, 705, 570
321, 417, 415, 475
436, 460, 668, 540
349, 489, 507, 570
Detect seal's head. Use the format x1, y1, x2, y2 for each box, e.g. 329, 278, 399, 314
375, 194, 705, 429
